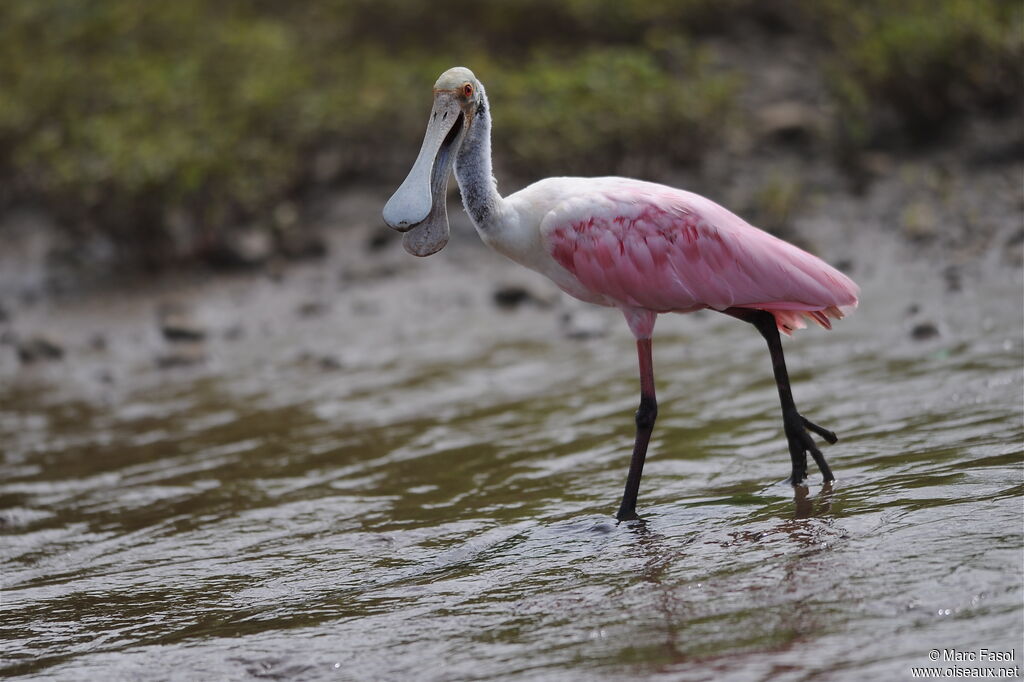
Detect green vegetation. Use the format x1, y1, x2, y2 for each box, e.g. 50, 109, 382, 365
489, 47, 737, 177
0, 0, 1018, 263
821, 0, 1023, 148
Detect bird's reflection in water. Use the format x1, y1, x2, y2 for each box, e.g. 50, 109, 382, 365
728, 482, 839, 547
621, 520, 695, 664
794, 480, 834, 519
615, 482, 839, 665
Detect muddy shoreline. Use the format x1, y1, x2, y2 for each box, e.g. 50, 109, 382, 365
0, 113, 1020, 398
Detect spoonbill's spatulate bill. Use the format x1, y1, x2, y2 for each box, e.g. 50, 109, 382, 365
383, 67, 859, 521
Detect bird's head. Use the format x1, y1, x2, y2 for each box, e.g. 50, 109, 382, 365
382, 67, 483, 257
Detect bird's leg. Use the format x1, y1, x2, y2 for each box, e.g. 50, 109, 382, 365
617, 338, 658, 521
723, 308, 837, 484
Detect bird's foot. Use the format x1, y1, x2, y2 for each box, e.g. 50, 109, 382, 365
615, 513, 646, 527
615, 506, 641, 523
784, 411, 837, 485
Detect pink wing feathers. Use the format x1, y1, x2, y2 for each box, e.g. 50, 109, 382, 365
540, 181, 859, 335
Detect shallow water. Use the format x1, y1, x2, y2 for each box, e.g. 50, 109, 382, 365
1, 245, 1022, 681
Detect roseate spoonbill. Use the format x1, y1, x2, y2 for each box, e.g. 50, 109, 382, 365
383, 67, 859, 521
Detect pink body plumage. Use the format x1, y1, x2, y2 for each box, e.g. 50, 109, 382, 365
538, 179, 858, 339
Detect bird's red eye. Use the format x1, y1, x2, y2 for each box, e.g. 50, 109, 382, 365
463, 83, 473, 98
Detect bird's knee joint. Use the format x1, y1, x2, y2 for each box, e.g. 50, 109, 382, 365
635, 397, 658, 429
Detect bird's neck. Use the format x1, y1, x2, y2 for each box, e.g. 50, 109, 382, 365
454, 93, 505, 231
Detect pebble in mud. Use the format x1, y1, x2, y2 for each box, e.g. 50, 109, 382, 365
492, 284, 553, 310
756, 100, 821, 145
834, 258, 855, 274
158, 302, 206, 343
910, 322, 940, 341
156, 302, 207, 367
365, 229, 397, 252
15, 335, 65, 363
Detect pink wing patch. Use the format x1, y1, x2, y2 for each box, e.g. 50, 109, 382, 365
543, 184, 859, 335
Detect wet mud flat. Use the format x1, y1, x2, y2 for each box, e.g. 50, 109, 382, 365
1, 153, 1023, 680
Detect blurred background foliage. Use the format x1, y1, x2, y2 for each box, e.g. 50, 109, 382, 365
0, 0, 1019, 265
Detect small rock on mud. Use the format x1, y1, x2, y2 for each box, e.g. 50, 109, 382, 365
16, 335, 65, 363
158, 303, 206, 343
366, 230, 397, 252
492, 284, 554, 310
757, 101, 821, 144
834, 258, 855, 274
910, 322, 940, 341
